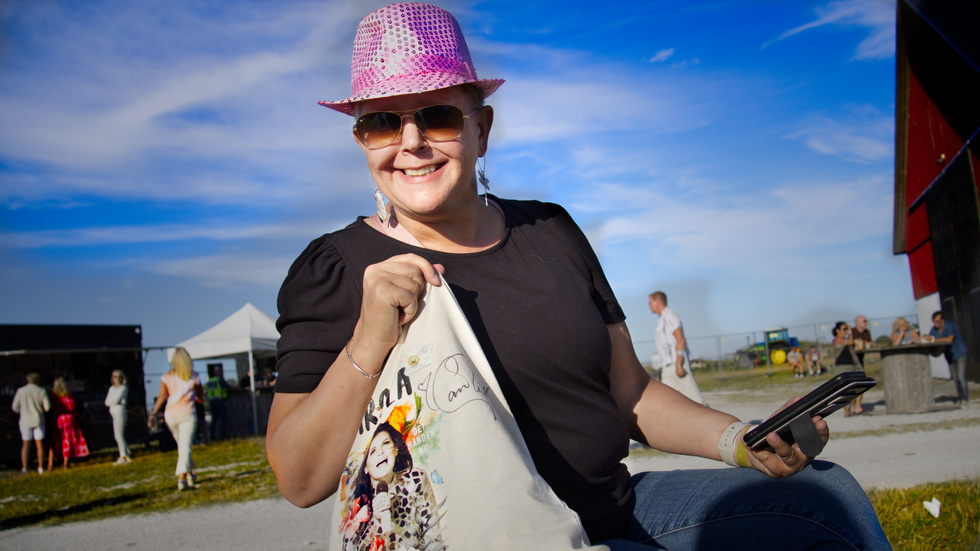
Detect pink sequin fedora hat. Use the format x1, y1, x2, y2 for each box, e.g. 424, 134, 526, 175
319, 2, 504, 116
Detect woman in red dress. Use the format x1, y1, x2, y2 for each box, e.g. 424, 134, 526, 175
51, 377, 89, 469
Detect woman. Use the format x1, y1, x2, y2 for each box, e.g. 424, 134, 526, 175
266, 3, 888, 549
832, 321, 862, 371
149, 347, 203, 491
891, 317, 920, 345
105, 369, 132, 465
831, 321, 851, 347
343, 422, 444, 550
51, 377, 89, 469
831, 321, 863, 415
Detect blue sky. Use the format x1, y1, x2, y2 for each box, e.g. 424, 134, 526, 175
1, 0, 909, 386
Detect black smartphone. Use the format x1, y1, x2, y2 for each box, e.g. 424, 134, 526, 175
743, 371, 877, 451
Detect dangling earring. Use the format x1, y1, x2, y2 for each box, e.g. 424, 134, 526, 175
374, 188, 388, 223
478, 156, 490, 206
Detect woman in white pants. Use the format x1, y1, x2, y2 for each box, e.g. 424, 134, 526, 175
149, 347, 203, 491
105, 370, 131, 464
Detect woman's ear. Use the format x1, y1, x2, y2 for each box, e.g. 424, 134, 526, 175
477, 106, 494, 157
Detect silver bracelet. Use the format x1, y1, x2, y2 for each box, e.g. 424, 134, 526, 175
346, 339, 380, 379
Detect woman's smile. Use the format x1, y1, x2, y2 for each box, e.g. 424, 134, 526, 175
400, 163, 445, 178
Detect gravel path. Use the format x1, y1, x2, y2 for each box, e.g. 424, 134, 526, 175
2, 379, 977, 551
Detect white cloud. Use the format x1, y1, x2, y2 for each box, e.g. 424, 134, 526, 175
0, 0, 361, 203
573, 172, 894, 278
491, 68, 738, 148
769, 0, 896, 60
151, 252, 294, 287
786, 108, 894, 163
2, 222, 313, 249
0, 49, 330, 167
649, 48, 675, 63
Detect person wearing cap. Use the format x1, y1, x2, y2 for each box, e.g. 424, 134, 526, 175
267, 3, 888, 549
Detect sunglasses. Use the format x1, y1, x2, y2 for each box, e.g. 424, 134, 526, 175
354, 105, 483, 150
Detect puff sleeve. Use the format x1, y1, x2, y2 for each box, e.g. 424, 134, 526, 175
275, 235, 363, 394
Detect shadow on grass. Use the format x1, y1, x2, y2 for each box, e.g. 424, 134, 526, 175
0, 493, 147, 531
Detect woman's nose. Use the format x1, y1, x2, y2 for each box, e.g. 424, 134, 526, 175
399, 115, 427, 151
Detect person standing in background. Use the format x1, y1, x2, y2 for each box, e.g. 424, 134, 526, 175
205, 365, 230, 442
648, 292, 706, 405
262, 367, 277, 388
849, 315, 873, 415
930, 310, 969, 404
12, 372, 50, 474
105, 369, 132, 465
831, 321, 862, 415
51, 377, 90, 469
149, 347, 204, 491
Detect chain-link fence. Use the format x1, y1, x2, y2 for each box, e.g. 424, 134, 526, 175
634, 314, 920, 377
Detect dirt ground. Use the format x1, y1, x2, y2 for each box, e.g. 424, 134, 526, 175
1, 379, 977, 551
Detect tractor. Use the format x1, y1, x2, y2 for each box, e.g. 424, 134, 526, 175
734, 327, 800, 368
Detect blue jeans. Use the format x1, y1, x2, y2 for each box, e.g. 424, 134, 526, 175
949, 355, 969, 403
598, 461, 890, 550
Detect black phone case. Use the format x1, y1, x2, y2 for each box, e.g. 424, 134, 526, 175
743, 371, 877, 450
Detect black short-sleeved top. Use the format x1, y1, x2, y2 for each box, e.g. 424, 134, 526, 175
276, 197, 633, 542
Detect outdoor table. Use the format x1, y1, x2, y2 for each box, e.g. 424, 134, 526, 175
856, 342, 948, 414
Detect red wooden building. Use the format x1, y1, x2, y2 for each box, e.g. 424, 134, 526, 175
893, 0, 979, 381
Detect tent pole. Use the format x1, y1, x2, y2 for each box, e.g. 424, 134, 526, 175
248, 351, 259, 435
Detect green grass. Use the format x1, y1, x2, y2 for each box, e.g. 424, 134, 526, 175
0, 438, 278, 529
868, 480, 980, 551
692, 358, 885, 394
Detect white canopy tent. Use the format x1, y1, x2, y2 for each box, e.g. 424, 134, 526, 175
170, 303, 279, 433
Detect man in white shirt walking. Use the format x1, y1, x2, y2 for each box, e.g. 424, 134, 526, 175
649, 292, 706, 405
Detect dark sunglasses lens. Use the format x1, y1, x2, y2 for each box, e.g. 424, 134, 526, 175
357, 112, 402, 148
415, 105, 465, 142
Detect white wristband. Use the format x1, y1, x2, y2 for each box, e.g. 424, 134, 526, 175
717, 422, 752, 467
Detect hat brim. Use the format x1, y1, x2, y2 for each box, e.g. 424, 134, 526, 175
319, 75, 504, 116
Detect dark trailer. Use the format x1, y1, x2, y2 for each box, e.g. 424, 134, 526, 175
0, 324, 148, 464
